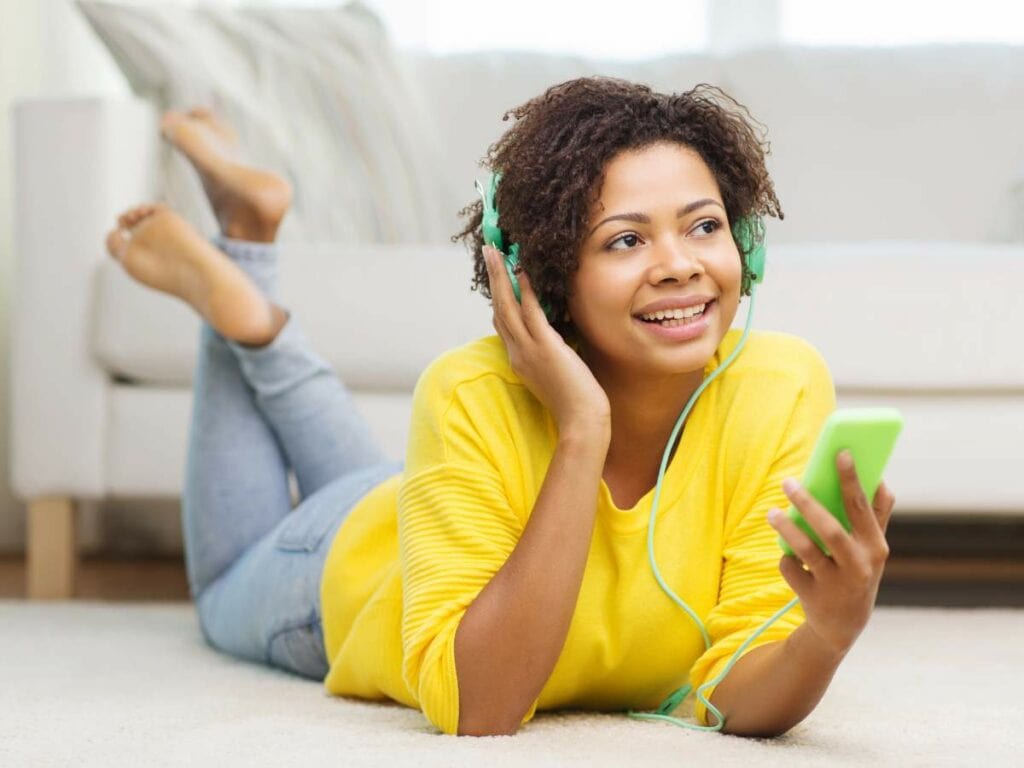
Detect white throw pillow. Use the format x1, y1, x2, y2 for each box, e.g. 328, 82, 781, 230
77, 0, 449, 244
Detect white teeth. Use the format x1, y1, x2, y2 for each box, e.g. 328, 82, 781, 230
639, 303, 707, 321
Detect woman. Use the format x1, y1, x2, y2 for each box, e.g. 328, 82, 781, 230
105, 78, 895, 738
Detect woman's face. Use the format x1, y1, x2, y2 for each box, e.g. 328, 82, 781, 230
566, 141, 742, 381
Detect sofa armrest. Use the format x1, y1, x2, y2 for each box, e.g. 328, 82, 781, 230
9, 97, 159, 499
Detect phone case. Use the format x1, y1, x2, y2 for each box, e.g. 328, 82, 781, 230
780, 407, 904, 558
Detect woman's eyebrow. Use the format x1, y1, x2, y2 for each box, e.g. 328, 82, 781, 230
587, 198, 724, 238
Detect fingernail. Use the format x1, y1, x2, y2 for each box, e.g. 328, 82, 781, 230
839, 450, 853, 468
782, 477, 798, 495
767, 508, 780, 523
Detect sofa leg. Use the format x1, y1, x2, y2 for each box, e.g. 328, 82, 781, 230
26, 497, 78, 600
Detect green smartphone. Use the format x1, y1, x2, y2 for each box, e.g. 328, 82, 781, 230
780, 407, 904, 558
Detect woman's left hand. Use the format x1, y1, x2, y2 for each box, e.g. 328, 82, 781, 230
767, 450, 897, 656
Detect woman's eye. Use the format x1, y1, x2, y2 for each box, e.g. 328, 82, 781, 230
695, 218, 721, 235
608, 233, 642, 250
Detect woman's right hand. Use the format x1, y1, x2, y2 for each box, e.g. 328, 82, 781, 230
483, 244, 611, 438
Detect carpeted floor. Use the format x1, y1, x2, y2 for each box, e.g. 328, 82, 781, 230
1, 601, 1019, 767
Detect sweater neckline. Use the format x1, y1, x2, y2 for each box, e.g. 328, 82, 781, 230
597, 351, 723, 535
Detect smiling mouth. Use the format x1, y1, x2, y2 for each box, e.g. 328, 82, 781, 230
635, 299, 716, 327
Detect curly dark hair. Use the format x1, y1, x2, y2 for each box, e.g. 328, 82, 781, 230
453, 76, 784, 344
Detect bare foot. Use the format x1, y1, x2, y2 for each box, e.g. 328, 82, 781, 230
160, 108, 292, 242
106, 204, 288, 347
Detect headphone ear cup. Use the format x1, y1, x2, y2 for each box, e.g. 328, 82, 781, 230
745, 241, 766, 292
477, 176, 505, 252
733, 215, 767, 296
477, 172, 550, 317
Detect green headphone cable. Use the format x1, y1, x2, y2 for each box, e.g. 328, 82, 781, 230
625, 284, 801, 731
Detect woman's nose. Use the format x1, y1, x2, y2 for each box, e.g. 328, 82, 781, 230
650, 239, 704, 282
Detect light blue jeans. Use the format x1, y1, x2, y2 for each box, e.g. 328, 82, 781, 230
183, 235, 404, 680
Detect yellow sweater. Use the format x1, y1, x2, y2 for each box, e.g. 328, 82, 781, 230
319, 328, 836, 735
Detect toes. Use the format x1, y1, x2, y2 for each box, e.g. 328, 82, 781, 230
191, 105, 237, 140
117, 203, 166, 232
159, 110, 185, 138
117, 208, 140, 230
106, 228, 129, 261
118, 205, 151, 230
131, 204, 163, 228
118, 208, 141, 229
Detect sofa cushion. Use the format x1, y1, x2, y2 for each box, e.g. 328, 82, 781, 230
104, 385, 411, 496
77, 0, 448, 245
100, 383, 1024, 512
93, 241, 1024, 392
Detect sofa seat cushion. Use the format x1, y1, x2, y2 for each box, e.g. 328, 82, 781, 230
104, 385, 410, 497
93, 241, 1024, 392
101, 383, 1024, 513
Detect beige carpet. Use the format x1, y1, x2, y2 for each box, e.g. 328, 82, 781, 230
1, 601, 1018, 767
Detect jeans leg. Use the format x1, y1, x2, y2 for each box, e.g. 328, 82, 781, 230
181, 236, 309, 601
215, 236, 390, 501
181, 322, 293, 601
184, 236, 399, 677
194, 459, 402, 679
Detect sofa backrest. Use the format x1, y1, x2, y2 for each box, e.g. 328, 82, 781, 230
411, 45, 1024, 246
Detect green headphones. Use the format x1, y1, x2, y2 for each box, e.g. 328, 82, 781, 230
475, 173, 557, 322
475, 170, 767, 320
732, 214, 766, 297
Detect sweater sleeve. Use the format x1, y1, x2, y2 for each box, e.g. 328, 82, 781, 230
688, 342, 837, 727
396, 362, 535, 735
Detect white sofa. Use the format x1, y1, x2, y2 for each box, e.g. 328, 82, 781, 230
11, 45, 1024, 599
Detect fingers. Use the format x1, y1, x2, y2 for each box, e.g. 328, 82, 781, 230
780, 476, 856, 566
778, 552, 815, 595
872, 479, 897, 535
483, 243, 546, 341
770, 452, 893, 581
514, 260, 550, 335
483, 244, 521, 343
768, 504, 836, 575
839, 452, 894, 560
836, 450, 879, 542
